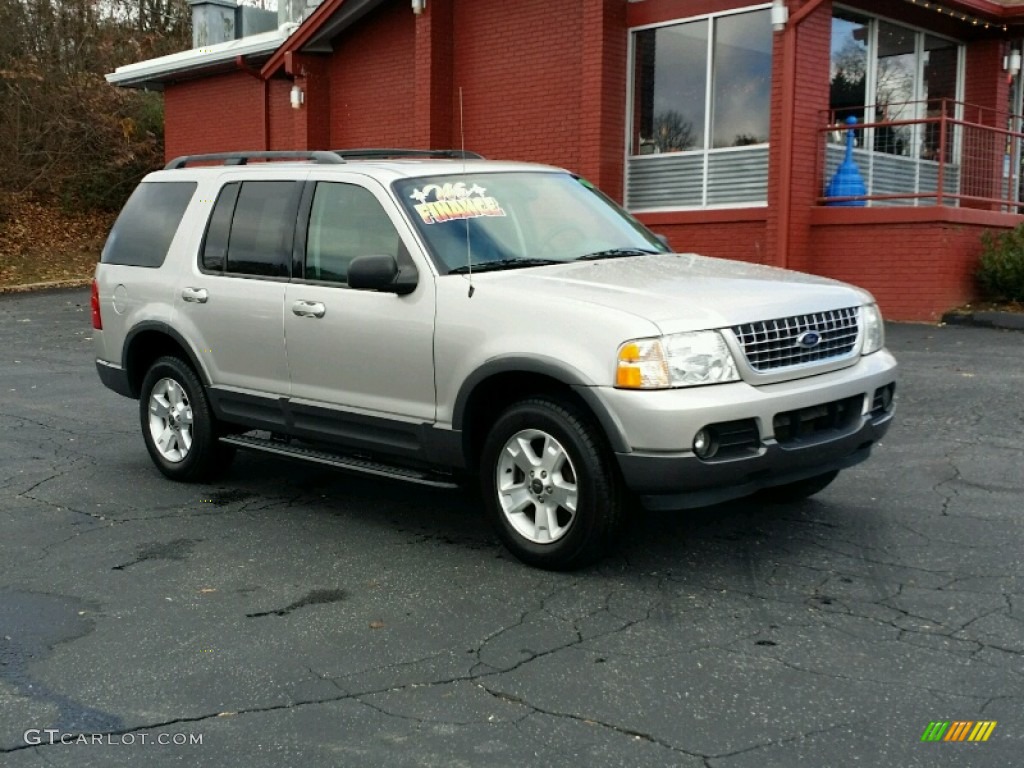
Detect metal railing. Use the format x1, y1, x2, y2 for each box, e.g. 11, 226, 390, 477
818, 99, 1024, 211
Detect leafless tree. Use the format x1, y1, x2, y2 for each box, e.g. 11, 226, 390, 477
653, 110, 697, 153
0, 0, 190, 210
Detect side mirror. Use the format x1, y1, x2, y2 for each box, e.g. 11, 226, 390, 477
347, 254, 418, 295
654, 233, 672, 250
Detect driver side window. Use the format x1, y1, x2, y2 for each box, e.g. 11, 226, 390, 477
305, 183, 401, 284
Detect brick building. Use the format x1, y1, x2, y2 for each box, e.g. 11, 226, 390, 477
108, 0, 1024, 320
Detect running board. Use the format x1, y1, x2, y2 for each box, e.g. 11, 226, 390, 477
220, 434, 459, 489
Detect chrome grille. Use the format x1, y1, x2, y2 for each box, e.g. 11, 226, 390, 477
732, 307, 860, 372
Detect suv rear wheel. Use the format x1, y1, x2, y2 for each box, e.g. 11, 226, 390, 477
480, 396, 626, 570
139, 356, 235, 481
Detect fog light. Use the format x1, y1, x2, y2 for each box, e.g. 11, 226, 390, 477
872, 384, 896, 414
693, 428, 716, 459
880, 384, 895, 412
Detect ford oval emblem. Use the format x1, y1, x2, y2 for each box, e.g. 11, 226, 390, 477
797, 331, 822, 349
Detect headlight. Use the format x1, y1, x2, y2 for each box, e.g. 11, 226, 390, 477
861, 303, 885, 355
616, 331, 739, 389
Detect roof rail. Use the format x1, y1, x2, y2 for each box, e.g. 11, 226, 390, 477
331, 148, 485, 161
164, 151, 344, 170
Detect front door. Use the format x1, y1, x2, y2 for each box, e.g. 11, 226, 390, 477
283, 178, 436, 455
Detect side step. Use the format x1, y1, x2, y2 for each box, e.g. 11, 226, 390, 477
220, 434, 459, 489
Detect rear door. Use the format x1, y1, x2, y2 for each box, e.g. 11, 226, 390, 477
172, 174, 305, 428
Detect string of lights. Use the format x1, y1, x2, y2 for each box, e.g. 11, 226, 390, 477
905, 0, 1008, 31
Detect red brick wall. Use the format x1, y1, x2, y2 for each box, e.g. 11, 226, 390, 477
766, 0, 833, 273
164, 72, 265, 161
808, 210, 1018, 321
577, 0, 628, 199
267, 78, 295, 151
657, 223, 769, 264
452, 0, 584, 170
963, 39, 1007, 120
414, 0, 454, 149
627, 0, 750, 26
329, 0, 416, 148
639, 211, 769, 264
961, 39, 1008, 207
290, 55, 332, 151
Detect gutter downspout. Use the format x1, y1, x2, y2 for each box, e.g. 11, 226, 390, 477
774, 0, 828, 269
236, 55, 269, 150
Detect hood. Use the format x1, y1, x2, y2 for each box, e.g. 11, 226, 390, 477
473, 253, 871, 334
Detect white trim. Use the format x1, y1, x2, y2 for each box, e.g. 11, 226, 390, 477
625, 6, 773, 211
630, 202, 769, 215
623, 30, 636, 203
834, 3, 963, 46
629, 143, 770, 161
702, 16, 714, 206
106, 26, 295, 87
830, 6, 966, 206
629, 3, 772, 33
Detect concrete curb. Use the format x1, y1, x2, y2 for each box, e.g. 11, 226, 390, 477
942, 310, 1024, 332
0, 278, 92, 295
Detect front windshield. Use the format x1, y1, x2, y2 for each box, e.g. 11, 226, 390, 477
393, 171, 669, 273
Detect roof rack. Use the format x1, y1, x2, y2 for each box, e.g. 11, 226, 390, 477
331, 148, 485, 161
164, 151, 344, 170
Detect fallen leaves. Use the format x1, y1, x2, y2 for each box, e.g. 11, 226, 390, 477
0, 195, 114, 287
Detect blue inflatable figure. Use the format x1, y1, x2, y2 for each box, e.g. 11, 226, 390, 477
826, 116, 867, 206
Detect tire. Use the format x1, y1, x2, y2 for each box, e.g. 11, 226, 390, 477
479, 396, 626, 570
138, 356, 235, 482
757, 469, 840, 503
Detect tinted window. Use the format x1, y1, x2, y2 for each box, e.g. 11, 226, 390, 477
101, 182, 196, 267
201, 183, 240, 273
225, 181, 300, 278
306, 183, 401, 284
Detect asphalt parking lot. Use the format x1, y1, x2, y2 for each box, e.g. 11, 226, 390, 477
1, 288, 1022, 767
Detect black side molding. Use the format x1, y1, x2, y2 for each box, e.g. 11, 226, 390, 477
95, 361, 133, 399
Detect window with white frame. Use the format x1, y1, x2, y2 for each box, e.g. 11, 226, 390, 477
830, 8, 962, 159
826, 8, 964, 205
627, 7, 773, 211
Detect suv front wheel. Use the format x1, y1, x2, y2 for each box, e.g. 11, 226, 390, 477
480, 397, 626, 570
139, 356, 235, 482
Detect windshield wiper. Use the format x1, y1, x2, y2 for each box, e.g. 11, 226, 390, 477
448, 258, 563, 274
575, 247, 660, 261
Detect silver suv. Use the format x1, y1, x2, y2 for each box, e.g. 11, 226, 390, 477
93, 149, 897, 570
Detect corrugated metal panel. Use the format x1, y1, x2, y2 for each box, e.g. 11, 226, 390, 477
707, 148, 769, 205
626, 154, 704, 209
626, 147, 768, 209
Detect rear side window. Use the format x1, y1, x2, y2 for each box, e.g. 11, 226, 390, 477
202, 181, 300, 278
201, 183, 240, 272
101, 182, 197, 268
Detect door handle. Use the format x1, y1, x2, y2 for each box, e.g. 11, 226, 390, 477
181, 287, 208, 304
292, 300, 326, 318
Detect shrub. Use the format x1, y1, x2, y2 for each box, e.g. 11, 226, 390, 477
977, 225, 1024, 302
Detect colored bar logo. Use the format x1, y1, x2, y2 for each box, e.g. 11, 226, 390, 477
921, 721, 997, 742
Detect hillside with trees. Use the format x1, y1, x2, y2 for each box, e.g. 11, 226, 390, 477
0, 0, 190, 287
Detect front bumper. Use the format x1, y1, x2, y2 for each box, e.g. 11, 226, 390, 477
618, 409, 891, 510
602, 350, 897, 510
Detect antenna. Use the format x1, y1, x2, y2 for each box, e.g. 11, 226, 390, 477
460, 87, 474, 298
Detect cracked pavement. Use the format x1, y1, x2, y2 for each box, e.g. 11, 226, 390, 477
0, 288, 1022, 766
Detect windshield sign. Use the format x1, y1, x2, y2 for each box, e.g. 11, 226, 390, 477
394, 172, 668, 273
410, 182, 507, 224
